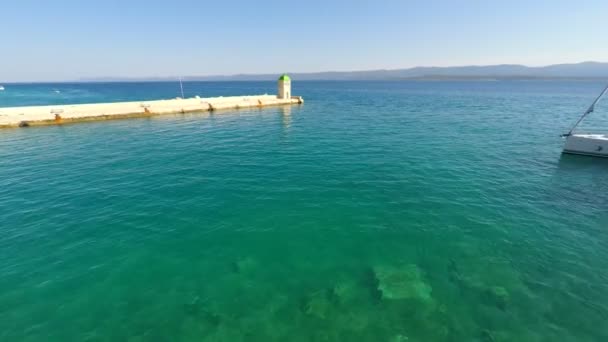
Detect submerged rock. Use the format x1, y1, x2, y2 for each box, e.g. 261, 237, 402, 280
336, 310, 369, 332
183, 296, 221, 326
201, 309, 222, 327
481, 329, 496, 342
230, 256, 257, 274
331, 279, 362, 304
303, 290, 332, 319
183, 299, 201, 316
373, 264, 432, 301
447, 258, 463, 285
391, 334, 410, 342
484, 286, 509, 311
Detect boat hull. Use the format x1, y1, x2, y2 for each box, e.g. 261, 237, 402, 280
563, 134, 608, 158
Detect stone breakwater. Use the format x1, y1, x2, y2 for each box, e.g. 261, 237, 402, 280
0, 95, 303, 128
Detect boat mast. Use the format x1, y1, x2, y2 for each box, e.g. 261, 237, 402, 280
563, 83, 608, 136
179, 77, 185, 99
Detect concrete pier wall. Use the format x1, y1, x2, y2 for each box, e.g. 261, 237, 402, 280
0, 95, 303, 128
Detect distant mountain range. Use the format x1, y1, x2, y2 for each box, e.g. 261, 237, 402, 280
83, 62, 608, 82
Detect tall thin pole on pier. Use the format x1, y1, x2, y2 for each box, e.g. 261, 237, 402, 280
179, 76, 185, 99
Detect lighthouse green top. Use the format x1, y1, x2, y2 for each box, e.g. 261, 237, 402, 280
278, 74, 291, 81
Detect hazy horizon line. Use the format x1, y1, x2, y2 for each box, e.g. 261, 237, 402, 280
2, 61, 607, 84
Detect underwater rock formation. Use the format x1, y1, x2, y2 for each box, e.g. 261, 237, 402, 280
331, 279, 363, 305
335, 310, 370, 332
391, 334, 410, 342
484, 286, 509, 311
230, 256, 258, 274
373, 264, 432, 301
303, 290, 332, 319
481, 329, 497, 342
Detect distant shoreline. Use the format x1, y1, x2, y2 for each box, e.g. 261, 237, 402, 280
2, 61, 608, 84
2, 77, 608, 85
78, 61, 608, 82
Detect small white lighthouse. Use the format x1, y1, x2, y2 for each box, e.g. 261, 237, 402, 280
277, 74, 291, 99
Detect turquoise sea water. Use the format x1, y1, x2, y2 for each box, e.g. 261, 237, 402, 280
1, 81, 608, 341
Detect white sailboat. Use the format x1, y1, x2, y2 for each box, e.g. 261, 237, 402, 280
562, 83, 608, 157
0, 86, 4, 91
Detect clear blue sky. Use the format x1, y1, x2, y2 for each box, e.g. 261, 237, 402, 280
1, 0, 607, 81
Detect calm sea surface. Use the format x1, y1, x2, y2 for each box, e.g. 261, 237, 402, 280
1, 81, 607, 341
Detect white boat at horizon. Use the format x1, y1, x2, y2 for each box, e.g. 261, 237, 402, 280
562, 83, 608, 157
0, 86, 4, 91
